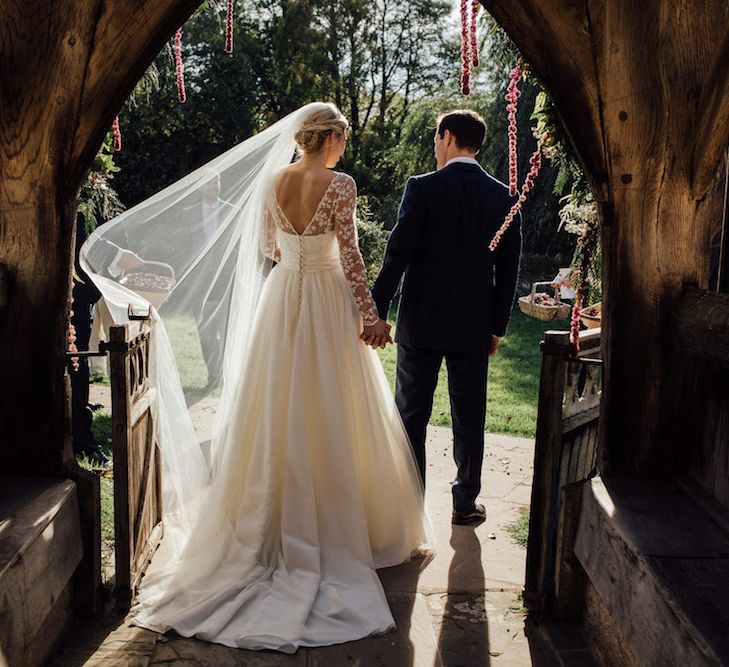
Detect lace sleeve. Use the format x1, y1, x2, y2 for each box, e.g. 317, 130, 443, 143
260, 195, 281, 262
334, 175, 380, 326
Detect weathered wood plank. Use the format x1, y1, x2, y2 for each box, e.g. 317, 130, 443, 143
68, 466, 103, 617
692, 22, 729, 199
562, 405, 600, 435
554, 483, 587, 620
673, 285, 729, 368
0, 478, 82, 666
525, 341, 569, 609
576, 476, 729, 665
109, 323, 162, 609
130, 387, 157, 427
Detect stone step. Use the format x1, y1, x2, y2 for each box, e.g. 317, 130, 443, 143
0, 477, 83, 667
575, 476, 729, 666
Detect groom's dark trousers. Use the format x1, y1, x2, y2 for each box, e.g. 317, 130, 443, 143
372, 161, 521, 513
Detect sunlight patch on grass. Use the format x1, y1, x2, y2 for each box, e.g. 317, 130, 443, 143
159, 313, 208, 390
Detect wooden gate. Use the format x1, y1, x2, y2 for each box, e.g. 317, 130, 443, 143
101, 320, 163, 608
524, 327, 602, 615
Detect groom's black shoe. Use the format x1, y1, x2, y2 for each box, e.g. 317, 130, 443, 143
452, 503, 486, 526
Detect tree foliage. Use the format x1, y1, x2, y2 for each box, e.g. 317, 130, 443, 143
110, 1, 579, 268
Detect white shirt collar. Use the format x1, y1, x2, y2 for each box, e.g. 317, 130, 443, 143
445, 156, 480, 168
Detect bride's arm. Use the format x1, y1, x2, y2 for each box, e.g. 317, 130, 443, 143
334, 175, 380, 326
260, 197, 281, 262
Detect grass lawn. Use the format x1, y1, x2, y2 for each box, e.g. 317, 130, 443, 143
377, 306, 569, 438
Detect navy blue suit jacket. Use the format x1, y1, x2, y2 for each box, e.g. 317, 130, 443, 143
371, 161, 522, 353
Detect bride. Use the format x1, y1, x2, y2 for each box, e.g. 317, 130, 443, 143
82, 102, 432, 652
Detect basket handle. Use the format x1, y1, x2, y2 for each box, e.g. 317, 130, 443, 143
530, 281, 560, 303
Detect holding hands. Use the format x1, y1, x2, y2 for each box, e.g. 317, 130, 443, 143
360, 319, 393, 349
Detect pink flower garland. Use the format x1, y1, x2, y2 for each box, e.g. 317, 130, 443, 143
225, 0, 234, 53
569, 224, 599, 351
112, 115, 122, 151
470, 0, 479, 68
68, 299, 79, 371
460, 0, 472, 95
488, 148, 542, 251
506, 64, 522, 196
570, 294, 584, 351
175, 28, 186, 103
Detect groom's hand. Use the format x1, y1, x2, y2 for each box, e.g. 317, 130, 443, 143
489, 335, 501, 357
361, 320, 393, 349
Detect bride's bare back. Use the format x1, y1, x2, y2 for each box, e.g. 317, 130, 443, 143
275, 166, 338, 235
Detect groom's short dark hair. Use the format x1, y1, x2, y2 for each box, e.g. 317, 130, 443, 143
436, 110, 486, 153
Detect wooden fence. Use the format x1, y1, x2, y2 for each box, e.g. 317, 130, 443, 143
524, 327, 602, 616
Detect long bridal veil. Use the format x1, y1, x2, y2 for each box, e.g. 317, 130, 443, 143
80, 103, 341, 557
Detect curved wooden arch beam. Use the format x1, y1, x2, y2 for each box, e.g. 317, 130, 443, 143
0, 1, 199, 475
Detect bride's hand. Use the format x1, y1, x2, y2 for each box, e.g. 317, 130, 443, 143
360, 320, 392, 349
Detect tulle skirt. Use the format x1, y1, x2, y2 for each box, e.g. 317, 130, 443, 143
130, 261, 431, 652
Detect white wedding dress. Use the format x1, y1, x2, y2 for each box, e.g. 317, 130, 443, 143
129, 171, 431, 652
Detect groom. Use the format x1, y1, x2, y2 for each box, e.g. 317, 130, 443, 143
371, 110, 522, 525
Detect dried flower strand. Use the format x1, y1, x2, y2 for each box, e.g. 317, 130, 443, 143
175, 28, 186, 103
67, 297, 79, 371
460, 0, 472, 95
506, 63, 523, 196
225, 0, 234, 53
470, 0, 480, 67
570, 294, 584, 351
112, 116, 122, 152
488, 148, 542, 252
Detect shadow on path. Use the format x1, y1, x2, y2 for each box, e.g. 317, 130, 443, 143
435, 527, 490, 666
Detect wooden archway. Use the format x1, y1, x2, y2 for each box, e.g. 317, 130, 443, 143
1, 0, 728, 487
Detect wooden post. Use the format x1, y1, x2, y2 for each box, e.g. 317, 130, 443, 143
524, 331, 569, 610
104, 322, 162, 609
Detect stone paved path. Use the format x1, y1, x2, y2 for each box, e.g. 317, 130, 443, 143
53, 388, 550, 666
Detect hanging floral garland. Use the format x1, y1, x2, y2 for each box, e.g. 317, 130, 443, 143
470, 0, 480, 68
488, 62, 545, 251
67, 298, 79, 372
112, 116, 122, 152
174, 28, 187, 103
460, 0, 472, 95
564, 214, 599, 350
460, 0, 480, 95
505, 63, 522, 196
489, 147, 543, 251
108, 6, 237, 148
225, 0, 234, 53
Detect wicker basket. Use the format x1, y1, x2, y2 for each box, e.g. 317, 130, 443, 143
518, 281, 572, 321
119, 260, 176, 309
580, 301, 602, 329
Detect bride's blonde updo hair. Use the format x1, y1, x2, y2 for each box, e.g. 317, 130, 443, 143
295, 103, 348, 155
